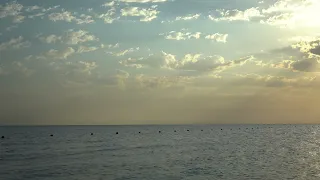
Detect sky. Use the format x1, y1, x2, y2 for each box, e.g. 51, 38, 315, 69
0, 0, 320, 125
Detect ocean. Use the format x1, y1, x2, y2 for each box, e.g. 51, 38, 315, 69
1, 125, 320, 180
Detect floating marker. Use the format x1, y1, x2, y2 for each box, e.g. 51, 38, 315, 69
159, 131, 161, 133
50, 134, 53, 137
201, 130, 203, 131
221, 129, 222, 130
174, 130, 176, 132
139, 132, 141, 134
187, 130, 189, 131
116, 132, 118, 134
91, 133, 93, 135
1, 136, 4, 139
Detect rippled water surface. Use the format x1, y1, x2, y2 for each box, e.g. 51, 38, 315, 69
1, 125, 320, 180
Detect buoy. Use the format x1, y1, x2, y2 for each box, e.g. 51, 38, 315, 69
139, 132, 141, 134
159, 131, 161, 133
174, 130, 176, 132
1, 136, 4, 139
187, 129, 189, 131
50, 134, 53, 137
116, 132, 118, 134
91, 133, 93, 135
221, 129, 222, 130
201, 130, 203, 131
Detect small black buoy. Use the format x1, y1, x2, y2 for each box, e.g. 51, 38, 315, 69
139, 132, 141, 134
221, 129, 222, 130
1, 136, 4, 139
187, 129, 189, 131
50, 134, 53, 137
91, 133, 93, 135
201, 130, 203, 131
174, 130, 176, 132
159, 131, 161, 133
116, 132, 118, 134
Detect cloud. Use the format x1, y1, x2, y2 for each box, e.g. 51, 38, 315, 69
161, 31, 201, 40
39, 34, 62, 44
37, 30, 98, 45
77, 46, 99, 53
48, 11, 94, 24
209, 7, 262, 22
257, 38, 320, 72
28, 13, 45, 19
118, 0, 167, 2
208, 0, 320, 28
65, 29, 98, 45
120, 6, 159, 21
12, 15, 25, 23
25, 5, 41, 12
38, 47, 76, 60
102, 1, 116, 7
205, 33, 228, 43
107, 47, 139, 56
65, 61, 98, 76
120, 52, 252, 73
99, 8, 118, 23
176, 14, 200, 21
48, 11, 75, 22
0, 36, 31, 51
76, 14, 95, 24
0, 1, 23, 19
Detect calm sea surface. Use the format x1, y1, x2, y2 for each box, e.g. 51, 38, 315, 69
1, 125, 320, 180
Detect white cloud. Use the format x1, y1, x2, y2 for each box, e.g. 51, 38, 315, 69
99, 8, 118, 23
48, 11, 75, 22
0, 36, 31, 51
28, 13, 45, 19
40, 47, 76, 60
76, 14, 94, 24
118, 0, 166, 2
0, 1, 23, 19
77, 46, 99, 53
13, 15, 25, 23
176, 14, 200, 21
107, 47, 139, 56
121, 6, 159, 21
208, 0, 320, 28
25, 5, 41, 12
48, 11, 94, 24
102, 1, 116, 7
108, 43, 120, 48
162, 31, 201, 40
205, 33, 228, 43
66, 61, 98, 76
120, 52, 251, 73
65, 29, 98, 45
38, 30, 98, 45
209, 7, 262, 21
39, 34, 62, 44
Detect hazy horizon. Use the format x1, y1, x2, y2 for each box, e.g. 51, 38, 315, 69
1, 0, 320, 125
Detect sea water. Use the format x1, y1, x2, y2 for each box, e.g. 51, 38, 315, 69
1, 125, 320, 180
